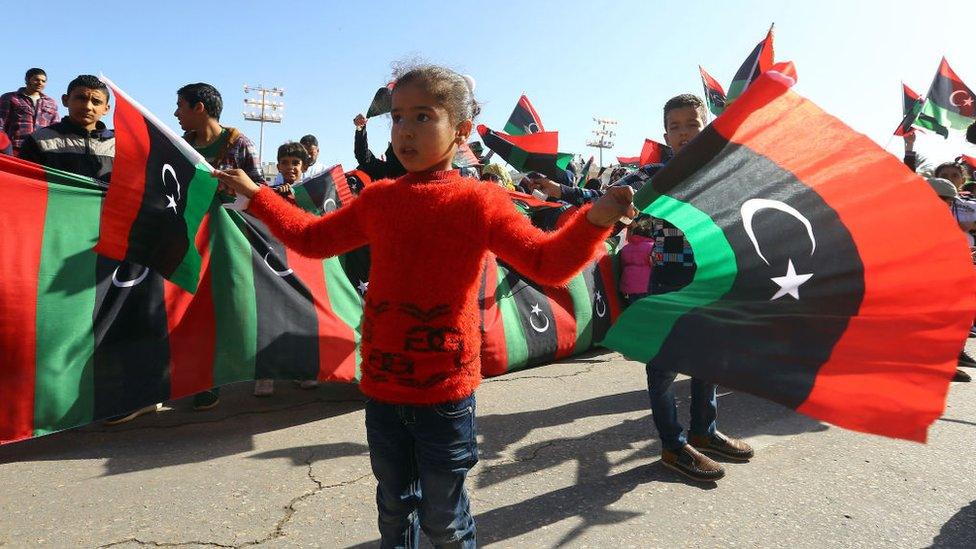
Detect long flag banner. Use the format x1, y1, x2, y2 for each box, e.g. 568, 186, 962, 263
726, 24, 775, 104
0, 154, 619, 444
503, 94, 545, 135
94, 76, 217, 293
600, 68, 976, 442
699, 65, 727, 116
477, 125, 573, 184
918, 57, 976, 133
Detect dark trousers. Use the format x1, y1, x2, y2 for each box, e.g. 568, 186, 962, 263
365, 394, 478, 549
646, 271, 716, 450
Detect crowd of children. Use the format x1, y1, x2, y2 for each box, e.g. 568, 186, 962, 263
4, 62, 976, 547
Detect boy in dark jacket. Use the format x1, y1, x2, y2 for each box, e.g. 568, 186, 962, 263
18, 75, 114, 183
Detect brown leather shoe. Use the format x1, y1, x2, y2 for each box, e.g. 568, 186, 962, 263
689, 431, 754, 461
661, 444, 725, 482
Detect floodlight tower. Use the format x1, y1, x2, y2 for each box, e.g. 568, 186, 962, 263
586, 117, 617, 168
243, 84, 285, 163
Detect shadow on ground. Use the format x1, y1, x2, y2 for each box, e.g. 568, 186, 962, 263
0, 381, 367, 476
931, 500, 976, 548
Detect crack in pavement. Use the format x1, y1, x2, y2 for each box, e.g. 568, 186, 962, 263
97, 454, 372, 549
83, 398, 366, 434
482, 363, 601, 384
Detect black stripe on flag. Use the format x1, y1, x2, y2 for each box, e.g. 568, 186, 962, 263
92, 257, 171, 418
580, 260, 614, 344
238, 214, 321, 381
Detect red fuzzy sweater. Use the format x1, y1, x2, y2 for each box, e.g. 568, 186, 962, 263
247, 169, 612, 404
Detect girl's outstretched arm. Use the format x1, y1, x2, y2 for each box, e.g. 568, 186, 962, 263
217, 169, 368, 259
486, 186, 633, 286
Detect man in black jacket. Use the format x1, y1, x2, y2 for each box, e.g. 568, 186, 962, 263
352, 113, 405, 180
18, 75, 113, 184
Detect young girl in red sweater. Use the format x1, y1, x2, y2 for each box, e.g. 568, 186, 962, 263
216, 65, 635, 548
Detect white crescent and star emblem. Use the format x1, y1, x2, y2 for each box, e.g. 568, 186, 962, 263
111, 264, 149, 288
594, 291, 607, 318
162, 163, 181, 215
528, 302, 550, 333
950, 90, 974, 108
323, 198, 338, 212
357, 280, 369, 295
527, 122, 540, 133
740, 198, 816, 301
262, 248, 293, 277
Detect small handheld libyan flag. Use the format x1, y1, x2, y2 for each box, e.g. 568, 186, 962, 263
94, 75, 218, 293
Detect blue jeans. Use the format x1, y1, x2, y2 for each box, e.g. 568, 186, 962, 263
646, 364, 717, 451
365, 394, 478, 549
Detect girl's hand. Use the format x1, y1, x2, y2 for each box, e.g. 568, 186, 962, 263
274, 184, 293, 197
214, 169, 261, 199
588, 186, 637, 227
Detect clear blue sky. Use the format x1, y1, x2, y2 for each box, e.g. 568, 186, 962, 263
13, 0, 975, 172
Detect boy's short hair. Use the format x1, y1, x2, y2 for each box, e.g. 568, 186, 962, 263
663, 93, 708, 128
299, 134, 318, 148
25, 68, 46, 82
277, 141, 310, 165
177, 83, 223, 120
66, 75, 110, 100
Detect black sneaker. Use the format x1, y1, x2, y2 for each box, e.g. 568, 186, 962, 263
661, 445, 725, 482
193, 390, 220, 410
959, 351, 976, 369
689, 431, 755, 461
953, 369, 972, 382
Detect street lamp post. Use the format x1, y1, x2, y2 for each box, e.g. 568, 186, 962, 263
586, 117, 616, 168
243, 84, 285, 164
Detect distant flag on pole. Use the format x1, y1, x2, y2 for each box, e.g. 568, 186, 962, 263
699, 66, 727, 116
726, 24, 775, 104
503, 94, 545, 136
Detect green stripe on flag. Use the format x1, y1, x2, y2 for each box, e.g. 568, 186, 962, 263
567, 273, 593, 354
325, 255, 364, 379
210, 208, 258, 385
33, 179, 102, 435
921, 100, 974, 132
292, 186, 321, 215
168, 166, 217, 293
496, 266, 529, 370
600, 195, 737, 362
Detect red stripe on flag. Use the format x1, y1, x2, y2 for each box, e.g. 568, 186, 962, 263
286, 250, 358, 382
596, 252, 622, 322
93, 95, 151, 260
546, 286, 577, 360
713, 74, 976, 441
0, 156, 47, 443
479, 254, 508, 376
330, 165, 356, 206
165, 214, 216, 398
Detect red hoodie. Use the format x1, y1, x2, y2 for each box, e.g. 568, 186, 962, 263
247, 169, 612, 404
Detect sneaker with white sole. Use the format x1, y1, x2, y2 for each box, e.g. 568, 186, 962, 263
104, 403, 162, 425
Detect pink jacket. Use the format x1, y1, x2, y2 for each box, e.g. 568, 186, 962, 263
619, 234, 654, 295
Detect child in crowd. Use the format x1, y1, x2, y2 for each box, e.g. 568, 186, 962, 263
646, 94, 754, 483
216, 64, 635, 549
18, 75, 114, 183
174, 82, 266, 411
619, 216, 654, 304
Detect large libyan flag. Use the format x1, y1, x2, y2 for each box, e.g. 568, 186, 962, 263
94, 75, 217, 293
601, 68, 976, 442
